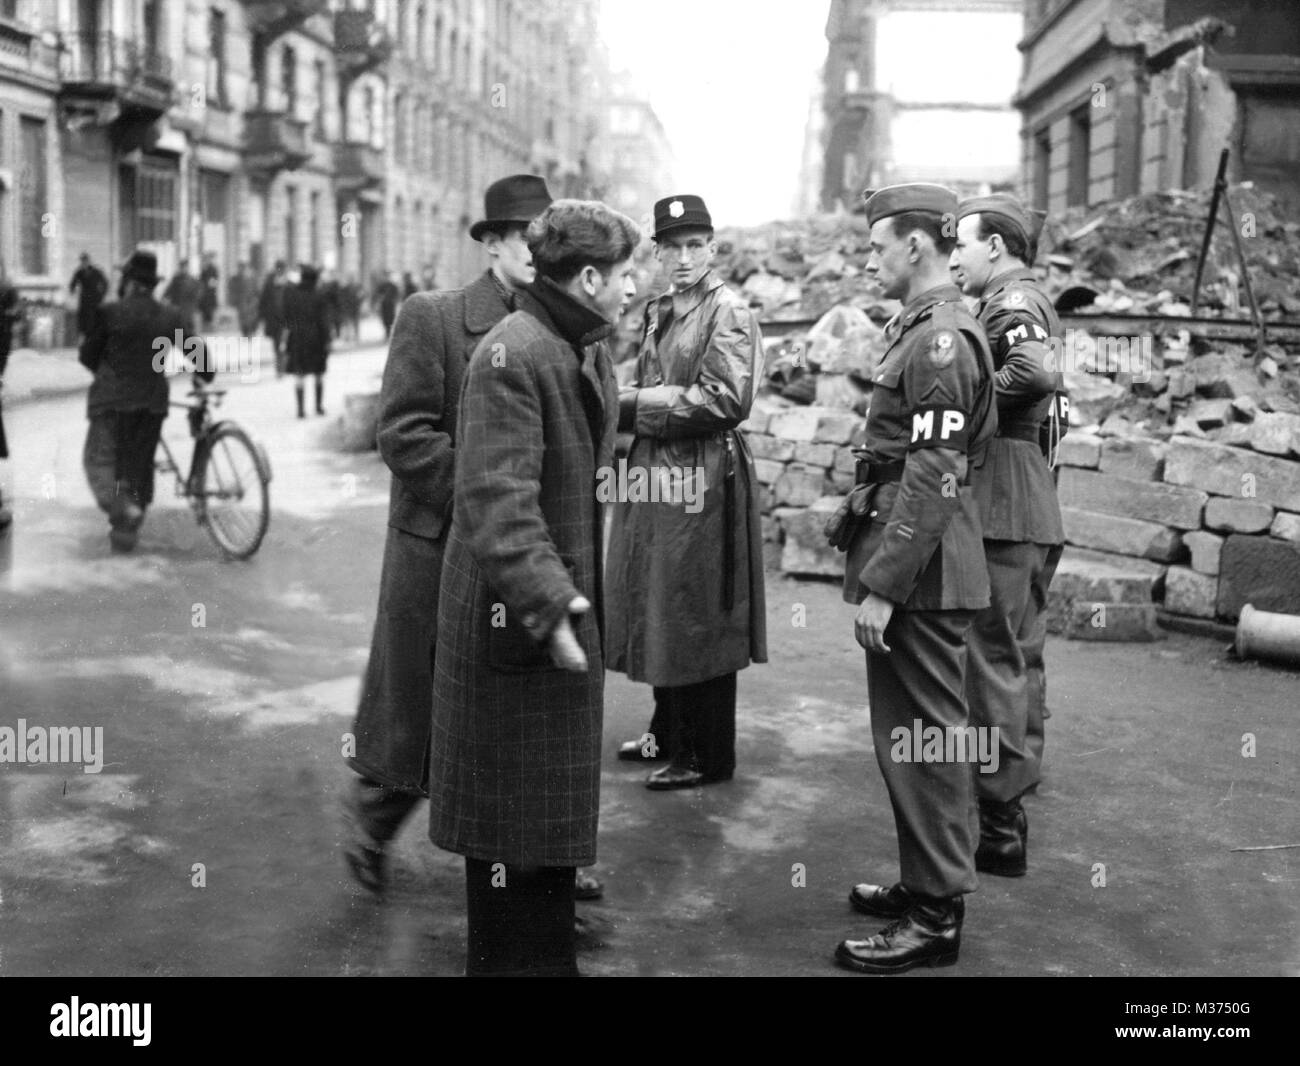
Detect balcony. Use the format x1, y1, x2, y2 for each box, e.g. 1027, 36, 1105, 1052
244, 0, 330, 43
334, 9, 393, 81
58, 31, 173, 121
334, 141, 384, 193
244, 110, 311, 174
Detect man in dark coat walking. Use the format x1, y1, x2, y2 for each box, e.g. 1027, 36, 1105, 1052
0, 263, 19, 533
344, 174, 555, 894
257, 260, 289, 376
282, 265, 332, 418
69, 252, 109, 340
163, 258, 202, 335
605, 194, 768, 790
428, 198, 638, 977
198, 252, 220, 330
79, 251, 210, 552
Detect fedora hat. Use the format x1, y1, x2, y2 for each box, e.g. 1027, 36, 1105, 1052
120, 250, 161, 287
469, 174, 553, 242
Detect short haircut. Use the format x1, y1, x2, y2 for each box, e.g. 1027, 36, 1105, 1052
655, 227, 714, 243
888, 211, 956, 256
527, 199, 642, 283
974, 212, 1032, 264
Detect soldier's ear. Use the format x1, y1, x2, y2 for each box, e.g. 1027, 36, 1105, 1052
988, 234, 1003, 261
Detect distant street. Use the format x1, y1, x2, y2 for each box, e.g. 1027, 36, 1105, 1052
1, 346, 1298, 977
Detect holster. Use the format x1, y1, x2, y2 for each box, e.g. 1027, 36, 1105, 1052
824, 482, 879, 552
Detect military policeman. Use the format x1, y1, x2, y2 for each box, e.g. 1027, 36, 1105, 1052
950, 193, 1065, 876
830, 183, 997, 974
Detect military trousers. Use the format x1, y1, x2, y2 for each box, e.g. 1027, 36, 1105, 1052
966, 540, 1062, 801
868, 608, 979, 899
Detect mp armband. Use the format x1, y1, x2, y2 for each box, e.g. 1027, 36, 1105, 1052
908, 404, 970, 451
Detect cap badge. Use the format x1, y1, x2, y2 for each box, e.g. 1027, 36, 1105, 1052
669, 200, 684, 218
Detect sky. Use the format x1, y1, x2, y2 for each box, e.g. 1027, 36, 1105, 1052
597, 0, 828, 226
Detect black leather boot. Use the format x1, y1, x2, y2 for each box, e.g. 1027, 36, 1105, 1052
295, 384, 305, 419
835, 895, 963, 974
315, 378, 325, 416
848, 882, 915, 919
976, 797, 1028, 877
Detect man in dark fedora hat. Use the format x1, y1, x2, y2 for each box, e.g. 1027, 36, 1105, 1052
345, 174, 615, 897
605, 193, 768, 791
79, 250, 210, 552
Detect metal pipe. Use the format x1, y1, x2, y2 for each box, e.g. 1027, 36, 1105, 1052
1235, 604, 1300, 667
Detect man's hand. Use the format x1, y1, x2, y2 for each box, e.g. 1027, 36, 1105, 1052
854, 592, 896, 654
548, 595, 590, 672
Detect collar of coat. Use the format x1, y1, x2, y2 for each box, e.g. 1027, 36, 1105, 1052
523, 276, 615, 348
885, 282, 965, 339
464, 270, 514, 334
654, 268, 725, 317
977, 266, 1038, 313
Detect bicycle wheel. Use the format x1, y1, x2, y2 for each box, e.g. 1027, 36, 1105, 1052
195, 425, 270, 559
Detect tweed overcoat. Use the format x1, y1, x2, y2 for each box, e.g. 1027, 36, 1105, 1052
428, 278, 618, 868
604, 270, 768, 686
350, 273, 511, 791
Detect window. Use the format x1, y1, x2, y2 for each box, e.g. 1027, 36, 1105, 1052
1067, 104, 1090, 207
310, 190, 320, 265
134, 155, 179, 243
19, 116, 48, 274
281, 45, 297, 117
314, 58, 327, 138
143, 0, 161, 59
364, 85, 376, 145
416, 3, 426, 60
394, 92, 406, 164
208, 9, 228, 107
284, 185, 297, 265
1033, 127, 1051, 209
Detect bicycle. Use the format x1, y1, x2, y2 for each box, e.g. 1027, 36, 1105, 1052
156, 384, 272, 560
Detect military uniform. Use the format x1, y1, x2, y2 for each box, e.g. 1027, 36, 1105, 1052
965, 264, 1065, 808
841, 278, 997, 899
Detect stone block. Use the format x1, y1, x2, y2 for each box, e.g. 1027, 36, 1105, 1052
766, 406, 824, 442
748, 434, 796, 462
1098, 437, 1166, 480
829, 467, 855, 493
1249, 411, 1300, 457
1271, 511, 1300, 543
812, 411, 865, 445
739, 408, 772, 434
1049, 546, 1165, 605
779, 496, 845, 578
1163, 565, 1218, 619
1190, 398, 1234, 428
1050, 601, 1162, 641
1061, 507, 1185, 561
1058, 432, 1102, 468
762, 540, 784, 571
1163, 436, 1300, 511
760, 515, 783, 544
1203, 497, 1274, 534
794, 441, 837, 467
833, 446, 857, 475
1217, 534, 1300, 621
773, 463, 829, 506
1058, 468, 1206, 529
754, 458, 786, 486
756, 485, 774, 513
1182, 530, 1224, 575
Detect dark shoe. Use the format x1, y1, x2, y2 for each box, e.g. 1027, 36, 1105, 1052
575, 869, 604, 901
849, 881, 915, 919
343, 841, 385, 895
109, 528, 137, 553
645, 764, 705, 791
835, 897, 963, 974
975, 797, 1028, 877
617, 735, 666, 761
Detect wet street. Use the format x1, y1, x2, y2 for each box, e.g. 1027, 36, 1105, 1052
1, 349, 1298, 977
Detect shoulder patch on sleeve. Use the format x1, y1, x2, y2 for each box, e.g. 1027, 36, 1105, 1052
1003, 288, 1027, 309
929, 330, 956, 368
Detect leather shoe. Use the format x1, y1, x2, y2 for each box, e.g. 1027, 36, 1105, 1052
835, 896, 963, 974
617, 736, 666, 761
848, 882, 915, 919
975, 797, 1027, 877
575, 869, 604, 901
645, 764, 705, 790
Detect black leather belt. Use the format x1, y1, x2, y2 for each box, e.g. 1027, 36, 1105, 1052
996, 423, 1041, 443
855, 459, 905, 484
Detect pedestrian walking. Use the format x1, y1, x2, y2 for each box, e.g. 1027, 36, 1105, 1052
0, 263, 19, 533
376, 272, 400, 339
78, 251, 210, 552
198, 252, 220, 330
257, 260, 289, 377
282, 264, 332, 418
340, 275, 362, 342
227, 261, 259, 337
68, 251, 109, 341
606, 194, 768, 790
950, 193, 1066, 876
829, 184, 997, 975
344, 173, 555, 894
428, 198, 637, 977
163, 259, 202, 335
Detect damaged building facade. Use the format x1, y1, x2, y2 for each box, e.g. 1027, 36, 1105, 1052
1016, 0, 1300, 214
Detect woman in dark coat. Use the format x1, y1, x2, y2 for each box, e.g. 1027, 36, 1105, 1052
428, 199, 638, 977
283, 265, 332, 418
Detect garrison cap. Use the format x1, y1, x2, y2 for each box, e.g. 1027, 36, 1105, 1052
653, 194, 712, 239
958, 193, 1037, 248
862, 183, 957, 226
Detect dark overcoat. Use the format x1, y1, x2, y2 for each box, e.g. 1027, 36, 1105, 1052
283, 281, 331, 376
604, 270, 768, 686
350, 273, 511, 791
427, 278, 618, 868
